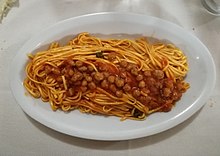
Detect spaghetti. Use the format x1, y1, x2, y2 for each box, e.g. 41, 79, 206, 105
24, 32, 189, 120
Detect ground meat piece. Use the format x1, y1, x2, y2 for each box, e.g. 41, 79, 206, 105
91, 72, 96, 77
150, 86, 159, 95
161, 103, 173, 112
108, 53, 116, 61
138, 80, 146, 88
61, 68, 67, 74
131, 67, 139, 76
144, 70, 151, 77
149, 101, 160, 109
139, 96, 151, 104
172, 91, 182, 100
152, 70, 164, 79
141, 88, 150, 94
88, 65, 94, 72
88, 82, 96, 90
109, 84, 117, 92
81, 80, 88, 86
68, 69, 74, 76
99, 65, 106, 71
176, 82, 186, 92
45, 65, 52, 74
67, 88, 74, 96
126, 63, 133, 71
52, 68, 60, 75
80, 86, 87, 92
123, 83, 131, 92
146, 77, 156, 86
133, 89, 141, 97
78, 66, 88, 72
101, 79, 109, 89
66, 60, 75, 66
71, 72, 83, 82
136, 74, 143, 81
85, 75, 92, 82
115, 77, 125, 88
163, 88, 171, 97
120, 60, 128, 68
94, 72, 104, 81
103, 72, 110, 78
116, 90, 123, 98
108, 75, 115, 83
164, 79, 174, 89
155, 81, 163, 89
75, 60, 83, 67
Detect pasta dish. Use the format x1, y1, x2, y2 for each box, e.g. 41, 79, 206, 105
23, 32, 189, 120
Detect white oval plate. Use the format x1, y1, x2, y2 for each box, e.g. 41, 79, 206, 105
10, 12, 216, 141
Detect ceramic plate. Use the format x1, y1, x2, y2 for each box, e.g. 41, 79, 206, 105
10, 12, 216, 141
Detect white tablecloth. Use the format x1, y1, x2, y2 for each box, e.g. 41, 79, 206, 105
1, 0, 220, 155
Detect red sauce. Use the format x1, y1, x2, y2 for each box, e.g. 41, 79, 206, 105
95, 61, 119, 74
47, 59, 187, 115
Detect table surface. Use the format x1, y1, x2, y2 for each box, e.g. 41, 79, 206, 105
0, 0, 220, 155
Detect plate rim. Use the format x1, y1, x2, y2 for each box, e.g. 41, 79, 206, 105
9, 12, 216, 141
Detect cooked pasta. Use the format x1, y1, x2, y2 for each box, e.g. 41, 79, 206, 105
24, 32, 189, 120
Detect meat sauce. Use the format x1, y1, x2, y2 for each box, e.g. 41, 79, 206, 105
44, 54, 187, 113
